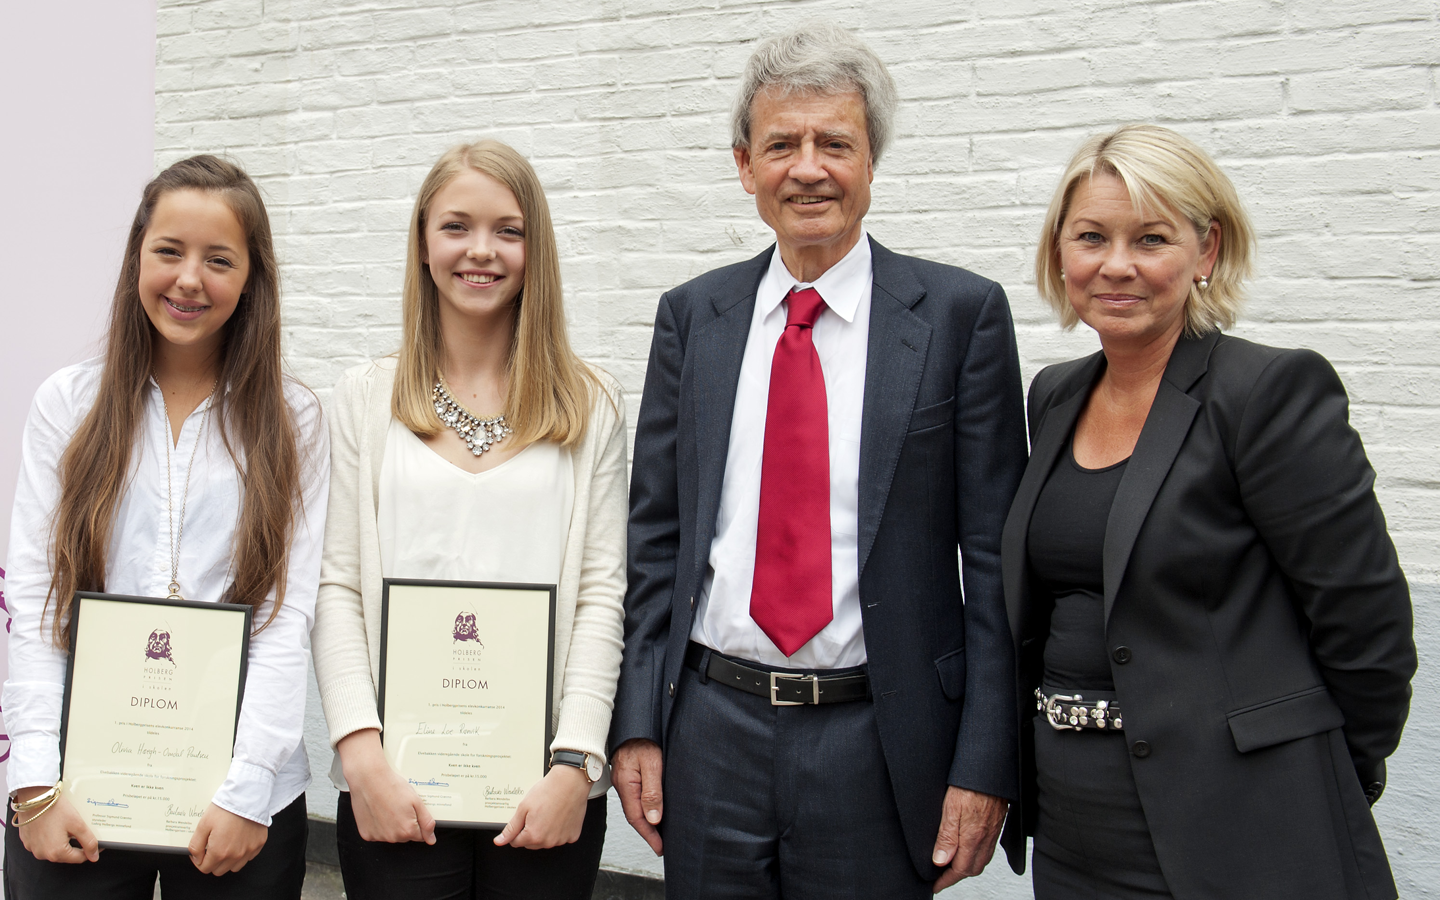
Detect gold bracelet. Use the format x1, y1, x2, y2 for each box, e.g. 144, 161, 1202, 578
11, 781, 62, 813
11, 791, 60, 828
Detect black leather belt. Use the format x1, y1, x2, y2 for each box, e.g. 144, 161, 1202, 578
684, 642, 870, 705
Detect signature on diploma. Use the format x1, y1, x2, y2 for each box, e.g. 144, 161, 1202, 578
408, 778, 450, 788
86, 798, 130, 808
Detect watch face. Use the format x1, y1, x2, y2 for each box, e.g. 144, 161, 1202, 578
585, 755, 604, 782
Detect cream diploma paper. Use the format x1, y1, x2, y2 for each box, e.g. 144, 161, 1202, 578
59, 594, 250, 852
380, 580, 555, 828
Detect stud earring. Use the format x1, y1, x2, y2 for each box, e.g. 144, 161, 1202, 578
1060, 270, 1066, 280
1198, 275, 1209, 290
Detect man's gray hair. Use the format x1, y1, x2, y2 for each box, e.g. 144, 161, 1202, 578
731, 23, 900, 163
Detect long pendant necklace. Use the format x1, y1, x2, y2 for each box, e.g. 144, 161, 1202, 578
159, 384, 215, 602
433, 378, 512, 456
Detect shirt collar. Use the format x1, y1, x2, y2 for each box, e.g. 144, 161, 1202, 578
757, 228, 872, 324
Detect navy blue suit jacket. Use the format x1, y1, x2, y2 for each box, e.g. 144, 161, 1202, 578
612, 237, 1029, 877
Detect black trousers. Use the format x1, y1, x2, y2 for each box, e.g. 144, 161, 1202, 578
2, 794, 307, 900
335, 790, 606, 900
1031, 715, 1174, 899
660, 656, 931, 900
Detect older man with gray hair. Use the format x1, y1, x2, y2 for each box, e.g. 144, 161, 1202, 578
612, 23, 1026, 897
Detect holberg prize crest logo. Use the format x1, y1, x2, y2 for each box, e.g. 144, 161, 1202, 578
448, 607, 486, 684
146, 629, 176, 665
453, 612, 482, 645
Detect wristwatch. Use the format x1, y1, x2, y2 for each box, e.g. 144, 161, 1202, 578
549, 749, 603, 784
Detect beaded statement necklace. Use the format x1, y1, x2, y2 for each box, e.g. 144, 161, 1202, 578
433, 378, 512, 456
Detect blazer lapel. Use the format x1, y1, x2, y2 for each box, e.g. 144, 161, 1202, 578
1101, 332, 1218, 624
689, 247, 770, 583
1002, 354, 1103, 643
857, 239, 932, 576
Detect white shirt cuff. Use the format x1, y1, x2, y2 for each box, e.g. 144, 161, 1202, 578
211, 759, 277, 826
4, 733, 61, 795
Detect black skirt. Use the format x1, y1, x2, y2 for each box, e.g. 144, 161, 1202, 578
1031, 713, 1174, 899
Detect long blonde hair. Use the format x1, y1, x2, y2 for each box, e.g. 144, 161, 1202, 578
393, 139, 595, 445
48, 155, 301, 645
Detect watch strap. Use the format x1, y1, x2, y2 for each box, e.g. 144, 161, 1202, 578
550, 749, 596, 783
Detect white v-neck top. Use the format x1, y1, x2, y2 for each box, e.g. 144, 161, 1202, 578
375, 421, 607, 796
377, 420, 574, 585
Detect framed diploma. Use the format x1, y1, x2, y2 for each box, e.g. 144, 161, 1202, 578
58, 592, 252, 852
378, 578, 556, 828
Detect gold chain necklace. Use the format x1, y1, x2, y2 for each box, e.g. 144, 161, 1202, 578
433, 378, 511, 456
158, 383, 216, 602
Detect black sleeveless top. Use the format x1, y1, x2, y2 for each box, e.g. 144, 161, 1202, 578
1026, 440, 1129, 691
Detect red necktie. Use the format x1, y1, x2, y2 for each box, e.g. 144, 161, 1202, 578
750, 287, 833, 656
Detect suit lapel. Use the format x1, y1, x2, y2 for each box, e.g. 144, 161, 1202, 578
857, 239, 931, 576
1002, 354, 1103, 643
1101, 332, 1218, 624
690, 247, 771, 582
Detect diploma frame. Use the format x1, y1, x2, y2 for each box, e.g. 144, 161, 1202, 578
58, 591, 252, 853
378, 578, 557, 829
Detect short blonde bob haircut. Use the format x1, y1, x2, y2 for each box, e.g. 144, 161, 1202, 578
1036, 124, 1255, 335
393, 139, 597, 446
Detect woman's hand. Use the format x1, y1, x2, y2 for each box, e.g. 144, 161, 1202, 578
15, 787, 99, 864
188, 804, 267, 875
338, 728, 436, 844
493, 764, 591, 850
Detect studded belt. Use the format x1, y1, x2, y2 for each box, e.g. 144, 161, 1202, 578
1036, 687, 1124, 731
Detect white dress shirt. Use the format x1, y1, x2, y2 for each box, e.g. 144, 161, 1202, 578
3, 358, 330, 825
691, 232, 872, 669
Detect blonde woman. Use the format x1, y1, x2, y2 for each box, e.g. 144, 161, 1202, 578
312, 140, 627, 899
1000, 124, 1413, 899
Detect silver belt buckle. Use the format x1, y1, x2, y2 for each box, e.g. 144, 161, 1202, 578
771, 672, 820, 706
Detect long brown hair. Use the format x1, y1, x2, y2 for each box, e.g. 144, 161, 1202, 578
47, 155, 301, 645
392, 140, 597, 445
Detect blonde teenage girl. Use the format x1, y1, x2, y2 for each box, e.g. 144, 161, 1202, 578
312, 139, 627, 900
2, 156, 329, 899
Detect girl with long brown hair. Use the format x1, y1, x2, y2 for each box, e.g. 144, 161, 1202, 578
2, 155, 329, 899
311, 139, 627, 899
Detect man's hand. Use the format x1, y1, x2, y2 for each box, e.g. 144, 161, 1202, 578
188, 804, 267, 876
15, 788, 99, 864
338, 728, 437, 844
612, 738, 664, 855
931, 786, 1007, 892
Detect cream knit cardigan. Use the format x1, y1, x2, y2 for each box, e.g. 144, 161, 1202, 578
311, 356, 628, 771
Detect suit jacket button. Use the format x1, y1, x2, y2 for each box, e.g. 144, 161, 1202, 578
1131, 740, 1151, 758
1112, 646, 1132, 664
689, 596, 695, 610
668, 682, 676, 697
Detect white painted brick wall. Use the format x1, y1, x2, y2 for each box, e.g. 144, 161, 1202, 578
156, 1, 1440, 893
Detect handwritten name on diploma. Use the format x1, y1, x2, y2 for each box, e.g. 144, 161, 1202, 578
485, 785, 526, 799
166, 804, 207, 818
415, 722, 483, 736
110, 741, 210, 760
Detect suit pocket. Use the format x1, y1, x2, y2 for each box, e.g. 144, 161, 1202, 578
908, 395, 955, 433
1226, 685, 1345, 753
934, 647, 967, 701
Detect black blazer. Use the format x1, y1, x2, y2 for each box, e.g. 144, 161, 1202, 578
612, 238, 1029, 878
999, 332, 1415, 898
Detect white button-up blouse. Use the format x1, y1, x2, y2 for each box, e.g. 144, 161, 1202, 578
2, 358, 329, 825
